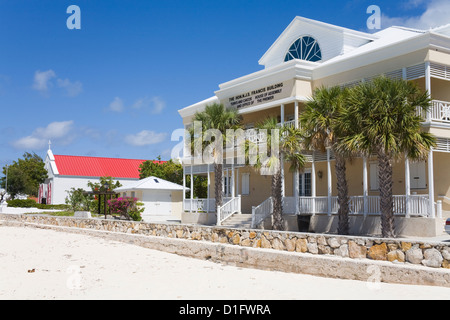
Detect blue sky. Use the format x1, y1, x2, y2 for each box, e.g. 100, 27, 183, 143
0, 0, 448, 168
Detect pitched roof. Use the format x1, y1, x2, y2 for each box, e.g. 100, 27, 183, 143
115, 176, 186, 192
53, 155, 165, 179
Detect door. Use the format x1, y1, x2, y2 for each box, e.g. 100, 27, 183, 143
299, 169, 312, 197
142, 190, 172, 217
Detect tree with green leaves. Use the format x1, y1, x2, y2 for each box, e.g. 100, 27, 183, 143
253, 118, 306, 231
342, 77, 436, 238
139, 158, 207, 198
190, 103, 242, 209
301, 86, 351, 235
1, 152, 48, 199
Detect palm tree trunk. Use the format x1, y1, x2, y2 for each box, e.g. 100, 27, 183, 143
214, 163, 223, 211
271, 164, 284, 231
378, 151, 395, 238
335, 154, 350, 235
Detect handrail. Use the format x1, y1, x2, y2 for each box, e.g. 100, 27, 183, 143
439, 195, 450, 204
251, 197, 273, 229
217, 196, 241, 226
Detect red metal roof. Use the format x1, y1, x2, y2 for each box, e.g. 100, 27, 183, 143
53, 155, 165, 179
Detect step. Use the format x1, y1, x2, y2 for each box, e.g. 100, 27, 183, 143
221, 214, 253, 228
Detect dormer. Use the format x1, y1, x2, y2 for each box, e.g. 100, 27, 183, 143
259, 16, 378, 69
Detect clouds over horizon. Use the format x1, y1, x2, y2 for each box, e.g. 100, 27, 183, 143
106, 96, 166, 115
382, 0, 450, 30
32, 70, 83, 97
12, 121, 75, 150
124, 130, 168, 147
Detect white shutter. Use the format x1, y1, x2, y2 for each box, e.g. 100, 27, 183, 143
370, 162, 379, 191
242, 173, 250, 195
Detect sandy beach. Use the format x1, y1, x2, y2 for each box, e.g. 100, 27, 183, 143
1, 225, 450, 300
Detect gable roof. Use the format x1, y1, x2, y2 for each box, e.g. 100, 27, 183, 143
259, 16, 377, 68
52, 154, 165, 179
115, 176, 186, 192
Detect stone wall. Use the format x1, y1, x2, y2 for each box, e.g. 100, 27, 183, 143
1, 213, 450, 271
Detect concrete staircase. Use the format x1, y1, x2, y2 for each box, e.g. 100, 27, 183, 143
221, 214, 253, 229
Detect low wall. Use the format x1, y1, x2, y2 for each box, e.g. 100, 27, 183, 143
263, 214, 445, 238
181, 211, 216, 225
1, 213, 450, 287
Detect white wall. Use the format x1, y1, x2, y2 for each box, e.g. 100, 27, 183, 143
50, 176, 139, 204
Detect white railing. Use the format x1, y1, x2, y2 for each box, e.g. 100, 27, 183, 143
217, 196, 241, 226
184, 198, 216, 213
431, 100, 450, 124
281, 195, 431, 217
251, 197, 273, 229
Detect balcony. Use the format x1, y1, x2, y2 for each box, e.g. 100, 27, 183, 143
430, 100, 450, 125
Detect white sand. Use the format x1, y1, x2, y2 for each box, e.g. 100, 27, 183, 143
1, 226, 450, 300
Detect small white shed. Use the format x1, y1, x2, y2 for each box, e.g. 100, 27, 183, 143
114, 176, 186, 223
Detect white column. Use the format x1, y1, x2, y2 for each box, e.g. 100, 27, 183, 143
231, 164, 235, 198
405, 155, 411, 218
327, 148, 332, 216
190, 166, 194, 213
363, 157, 368, 216
428, 148, 435, 218
425, 61, 432, 122
207, 164, 210, 213
236, 168, 239, 196
182, 166, 186, 212
294, 101, 299, 129
311, 153, 316, 216
294, 170, 299, 215
281, 104, 285, 198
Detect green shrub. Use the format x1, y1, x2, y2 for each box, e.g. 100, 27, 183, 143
7, 199, 38, 208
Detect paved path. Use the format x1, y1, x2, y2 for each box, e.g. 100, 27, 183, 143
1, 226, 450, 300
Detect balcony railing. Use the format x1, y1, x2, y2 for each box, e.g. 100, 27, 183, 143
258, 195, 431, 217
430, 100, 450, 124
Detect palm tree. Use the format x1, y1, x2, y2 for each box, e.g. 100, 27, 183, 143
254, 118, 306, 231
301, 86, 351, 235
191, 103, 242, 210
342, 77, 436, 238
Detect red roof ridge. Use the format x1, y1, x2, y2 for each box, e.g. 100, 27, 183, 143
51, 155, 167, 179
54, 154, 166, 162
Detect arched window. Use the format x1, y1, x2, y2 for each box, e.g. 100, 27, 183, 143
284, 36, 322, 62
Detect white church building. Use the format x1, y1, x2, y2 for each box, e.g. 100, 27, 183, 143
39, 147, 163, 205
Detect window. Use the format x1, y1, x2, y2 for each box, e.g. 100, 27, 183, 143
285, 36, 322, 62
242, 173, 250, 195
299, 170, 312, 197
370, 162, 379, 191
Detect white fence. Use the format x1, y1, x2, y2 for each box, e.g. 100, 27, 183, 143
251, 197, 273, 229
217, 196, 241, 226
183, 198, 216, 213
252, 195, 432, 224
431, 100, 450, 124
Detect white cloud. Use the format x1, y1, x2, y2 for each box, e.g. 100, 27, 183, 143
57, 78, 83, 97
383, 0, 450, 29
124, 130, 167, 147
108, 97, 125, 113
12, 121, 75, 150
32, 70, 82, 97
32, 70, 56, 94
150, 96, 166, 114
121, 96, 166, 114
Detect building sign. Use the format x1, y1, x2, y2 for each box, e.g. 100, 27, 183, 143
225, 81, 293, 110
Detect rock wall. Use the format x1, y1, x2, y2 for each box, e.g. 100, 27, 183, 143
1, 214, 450, 270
